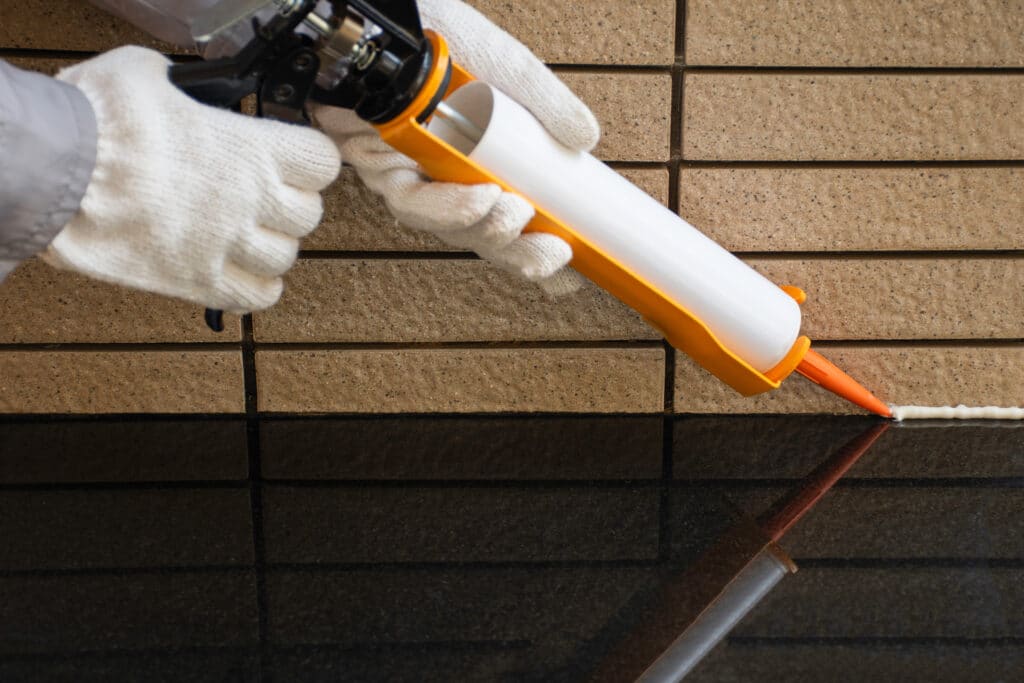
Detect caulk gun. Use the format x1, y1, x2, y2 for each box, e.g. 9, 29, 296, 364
171, 0, 892, 418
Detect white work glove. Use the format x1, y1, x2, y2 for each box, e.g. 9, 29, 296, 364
314, 0, 600, 295
44, 46, 341, 312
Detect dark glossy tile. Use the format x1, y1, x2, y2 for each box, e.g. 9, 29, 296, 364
265, 646, 531, 683
260, 417, 663, 480
0, 420, 247, 483
265, 568, 661, 647
692, 642, 1024, 683
262, 486, 658, 563
0, 571, 258, 655
674, 417, 1024, 479
0, 489, 253, 570
738, 567, 1024, 638
0, 650, 259, 683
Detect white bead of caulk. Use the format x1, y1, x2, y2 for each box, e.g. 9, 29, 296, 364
889, 405, 1024, 422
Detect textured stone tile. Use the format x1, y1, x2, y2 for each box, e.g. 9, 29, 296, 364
674, 417, 1024, 479
260, 416, 663, 480
266, 567, 656, 645
0, 489, 253, 570
678, 167, 1024, 251
776, 487, 1024, 559
0, 1, 174, 52
686, 0, 1024, 67
737, 567, 1024, 637
468, 0, 676, 65
0, 260, 241, 342
693, 643, 1024, 682
0, 572, 257, 655
1, 56, 76, 76
0, 419, 247, 483
263, 486, 658, 563
557, 71, 672, 161
307, 167, 668, 251
745, 257, 1024, 340
254, 259, 653, 343
674, 345, 1024, 414
0, 351, 244, 413
256, 348, 664, 413
683, 73, 1024, 160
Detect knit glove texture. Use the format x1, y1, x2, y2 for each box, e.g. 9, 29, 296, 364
45, 46, 341, 312
315, 0, 600, 295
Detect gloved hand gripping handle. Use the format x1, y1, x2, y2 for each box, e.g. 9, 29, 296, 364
168, 3, 321, 331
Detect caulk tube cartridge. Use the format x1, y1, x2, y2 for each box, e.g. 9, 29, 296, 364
427, 83, 804, 382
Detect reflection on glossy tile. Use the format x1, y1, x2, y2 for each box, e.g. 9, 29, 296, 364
260, 416, 662, 480
0, 419, 247, 483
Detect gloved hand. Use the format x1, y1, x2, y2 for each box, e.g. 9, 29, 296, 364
314, 0, 600, 295
44, 46, 341, 312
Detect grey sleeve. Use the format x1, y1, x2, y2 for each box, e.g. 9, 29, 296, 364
0, 61, 97, 282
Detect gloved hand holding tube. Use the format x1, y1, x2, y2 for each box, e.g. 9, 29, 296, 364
306, 0, 891, 415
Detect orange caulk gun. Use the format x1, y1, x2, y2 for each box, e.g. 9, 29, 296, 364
173, 0, 891, 418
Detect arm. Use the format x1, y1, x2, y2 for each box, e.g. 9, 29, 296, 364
0, 60, 97, 283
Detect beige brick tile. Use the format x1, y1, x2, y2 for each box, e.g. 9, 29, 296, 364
0, 260, 241, 343
256, 348, 664, 413
686, 0, 1024, 67
679, 167, 1024, 251
746, 257, 1023, 340
307, 167, 668, 250
467, 0, 676, 65
674, 344, 1024, 414
683, 73, 1024, 160
0, 1, 175, 52
254, 259, 653, 343
558, 71, 672, 161
0, 351, 243, 413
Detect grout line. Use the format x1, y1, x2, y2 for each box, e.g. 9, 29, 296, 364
3, 475, 1019, 492
658, 0, 686, 562
295, 248, 1024, 261
251, 340, 666, 351
240, 314, 268, 681
794, 557, 1024, 569
679, 159, 1024, 167
728, 636, 1024, 647
0, 342, 241, 352
732, 250, 1024, 260
680, 65, 1024, 75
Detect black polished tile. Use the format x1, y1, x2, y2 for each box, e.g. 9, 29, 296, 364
265, 568, 660, 648
262, 486, 659, 563
0, 489, 253, 570
737, 568, 1024, 638
260, 417, 663, 480
0, 649, 259, 683
0, 571, 258, 655
674, 417, 1024, 480
0, 420, 247, 483
780, 487, 1024, 559
692, 642, 1024, 683
265, 646, 530, 683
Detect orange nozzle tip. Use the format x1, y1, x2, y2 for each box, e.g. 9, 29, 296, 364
796, 349, 893, 418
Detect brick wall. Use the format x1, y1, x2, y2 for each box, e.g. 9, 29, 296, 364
1, 0, 1021, 415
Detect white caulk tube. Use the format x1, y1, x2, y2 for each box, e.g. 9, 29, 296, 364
427, 82, 802, 373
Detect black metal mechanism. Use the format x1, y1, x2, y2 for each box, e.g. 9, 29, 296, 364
168, 0, 432, 331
